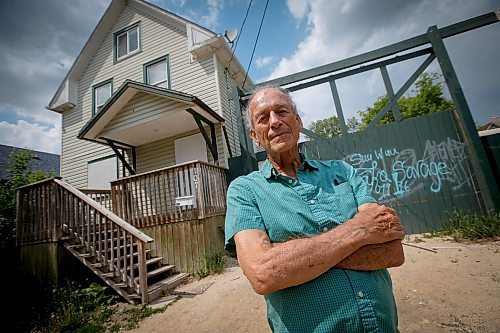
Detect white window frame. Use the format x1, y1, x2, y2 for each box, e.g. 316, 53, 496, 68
92, 79, 112, 115
144, 56, 171, 88
115, 23, 141, 61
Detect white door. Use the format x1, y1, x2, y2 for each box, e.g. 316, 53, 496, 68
87, 156, 118, 189
174, 133, 208, 164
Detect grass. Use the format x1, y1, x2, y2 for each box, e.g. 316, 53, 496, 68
195, 252, 226, 279
418, 211, 500, 242
439, 211, 500, 241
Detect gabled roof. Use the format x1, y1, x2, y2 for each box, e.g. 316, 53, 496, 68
0, 144, 60, 180
48, 0, 251, 111
78, 80, 224, 147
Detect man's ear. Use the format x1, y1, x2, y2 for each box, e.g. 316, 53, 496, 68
296, 113, 303, 131
250, 128, 260, 147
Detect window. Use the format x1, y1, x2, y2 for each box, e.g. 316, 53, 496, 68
144, 56, 170, 88
114, 23, 140, 61
92, 79, 112, 115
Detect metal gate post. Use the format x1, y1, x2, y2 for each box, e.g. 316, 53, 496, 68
427, 26, 499, 211
231, 86, 258, 174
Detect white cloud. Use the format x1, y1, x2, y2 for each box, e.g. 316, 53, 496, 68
200, 0, 223, 30
0, 120, 61, 154
286, 0, 309, 20
270, 0, 500, 126
0, 103, 61, 126
255, 56, 275, 69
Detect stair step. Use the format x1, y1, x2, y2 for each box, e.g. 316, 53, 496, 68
90, 262, 106, 268
127, 257, 164, 271
147, 273, 190, 302
143, 265, 174, 280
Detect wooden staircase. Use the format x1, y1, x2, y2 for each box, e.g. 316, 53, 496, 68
16, 178, 188, 304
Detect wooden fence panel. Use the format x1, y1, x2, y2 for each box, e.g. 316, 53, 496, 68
300, 110, 482, 234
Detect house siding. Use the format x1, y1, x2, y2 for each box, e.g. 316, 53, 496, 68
60, 3, 234, 188
216, 59, 241, 158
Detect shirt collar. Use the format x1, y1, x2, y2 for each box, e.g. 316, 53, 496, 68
261, 153, 319, 179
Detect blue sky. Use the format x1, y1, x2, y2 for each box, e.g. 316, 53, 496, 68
0, 0, 499, 154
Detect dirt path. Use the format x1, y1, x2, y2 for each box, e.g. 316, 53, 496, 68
129, 237, 500, 333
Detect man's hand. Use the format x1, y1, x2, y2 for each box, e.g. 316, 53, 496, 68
335, 203, 405, 271
349, 203, 405, 246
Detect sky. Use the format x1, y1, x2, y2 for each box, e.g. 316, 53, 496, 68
0, 0, 499, 155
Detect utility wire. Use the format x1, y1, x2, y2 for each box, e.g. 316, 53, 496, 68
226, 0, 253, 75
243, 0, 269, 88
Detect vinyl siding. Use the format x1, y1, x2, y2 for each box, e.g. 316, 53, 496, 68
103, 92, 186, 133
136, 125, 224, 173
216, 59, 241, 157
61, 3, 226, 187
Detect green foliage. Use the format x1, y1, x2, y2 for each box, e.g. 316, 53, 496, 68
118, 304, 164, 330
23, 281, 164, 332
195, 252, 226, 279
46, 282, 116, 333
309, 115, 360, 138
358, 72, 454, 128
440, 211, 500, 241
0, 149, 54, 248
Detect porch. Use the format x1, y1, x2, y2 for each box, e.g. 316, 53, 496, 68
17, 160, 227, 304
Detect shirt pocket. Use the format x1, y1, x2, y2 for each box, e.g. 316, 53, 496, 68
317, 182, 358, 224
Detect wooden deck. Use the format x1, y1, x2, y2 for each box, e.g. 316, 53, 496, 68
110, 161, 228, 227
15, 161, 228, 304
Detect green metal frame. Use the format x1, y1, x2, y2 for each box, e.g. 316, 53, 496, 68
234, 10, 500, 211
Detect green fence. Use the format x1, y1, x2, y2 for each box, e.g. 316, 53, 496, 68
299, 110, 482, 234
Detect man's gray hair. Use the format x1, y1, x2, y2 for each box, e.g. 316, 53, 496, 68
244, 85, 297, 129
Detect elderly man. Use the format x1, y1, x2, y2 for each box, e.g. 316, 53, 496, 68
225, 86, 405, 333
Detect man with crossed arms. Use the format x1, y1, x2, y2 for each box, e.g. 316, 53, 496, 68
225, 86, 405, 332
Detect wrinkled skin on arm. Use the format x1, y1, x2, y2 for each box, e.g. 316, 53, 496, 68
234, 203, 405, 295
336, 203, 405, 270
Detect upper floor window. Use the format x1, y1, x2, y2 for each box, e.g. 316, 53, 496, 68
114, 23, 141, 61
92, 79, 112, 115
144, 56, 170, 88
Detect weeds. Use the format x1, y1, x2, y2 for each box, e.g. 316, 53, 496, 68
27, 281, 163, 333
440, 211, 500, 241
195, 252, 225, 279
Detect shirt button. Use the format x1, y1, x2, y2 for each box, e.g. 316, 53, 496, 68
358, 291, 364, 298
323, 227, 328, 232
309, 199, 316, 204
288, 179, 293, 184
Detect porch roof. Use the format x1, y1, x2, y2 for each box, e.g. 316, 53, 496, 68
78, 80, 225, 148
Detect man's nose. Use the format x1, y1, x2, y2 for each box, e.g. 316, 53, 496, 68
269, 111, 281, 128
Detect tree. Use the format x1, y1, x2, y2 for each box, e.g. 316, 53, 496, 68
358, 72, 453, 128
0, 150, 53, 248
309, 115, 361, 138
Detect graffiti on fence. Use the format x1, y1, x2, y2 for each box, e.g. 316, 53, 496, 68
345, 138, 470, 201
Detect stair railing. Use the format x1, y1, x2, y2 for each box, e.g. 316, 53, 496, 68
17, 178, 154, 304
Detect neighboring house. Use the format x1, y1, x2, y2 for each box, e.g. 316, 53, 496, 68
0, 144, 60, 181
478, 115, 500, 131
17, 0, 251, 304
47, 0, 250, 190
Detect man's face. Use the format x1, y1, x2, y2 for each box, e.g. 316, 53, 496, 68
249, 88, 303, 154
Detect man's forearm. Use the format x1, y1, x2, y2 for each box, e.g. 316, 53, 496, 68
335, 239, 405, 271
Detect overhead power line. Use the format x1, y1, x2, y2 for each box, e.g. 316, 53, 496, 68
243, 0, 269, 88
226, 0, 254, 75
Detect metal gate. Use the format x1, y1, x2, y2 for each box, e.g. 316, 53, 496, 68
229, 10, 499, 233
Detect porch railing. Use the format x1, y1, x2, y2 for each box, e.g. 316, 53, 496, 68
17, 178, 154, 304
80, 189, 112, 211
110, 161, 228, 228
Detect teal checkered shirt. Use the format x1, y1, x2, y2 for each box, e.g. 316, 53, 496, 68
225, 157, 399, 333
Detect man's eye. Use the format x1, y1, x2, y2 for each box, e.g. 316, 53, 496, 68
258, 116, 268, 123
278, 109, 288, 114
